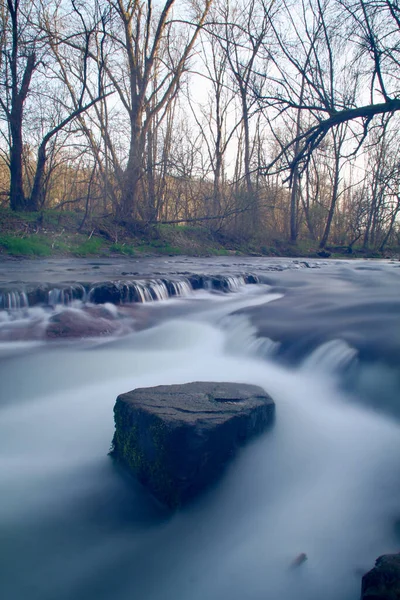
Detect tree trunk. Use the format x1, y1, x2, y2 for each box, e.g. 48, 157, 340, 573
320, 157, 340, 248
242, 94, 253, 199
214, 149, 222, 217
300, 185, 316, 241
379, 197, 400, 252
28, 142, 47, 212
7, 0, 36, 212
146, 115, 157, 222
121, 111, 145, 218
290, 167, 299, 242
9, 103, 26, 211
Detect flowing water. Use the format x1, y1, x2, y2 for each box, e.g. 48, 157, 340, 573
0, 257, 399, 600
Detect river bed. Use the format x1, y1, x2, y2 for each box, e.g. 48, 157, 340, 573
0, 257, 399, 600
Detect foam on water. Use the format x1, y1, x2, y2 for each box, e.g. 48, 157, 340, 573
0, 290, 399, 600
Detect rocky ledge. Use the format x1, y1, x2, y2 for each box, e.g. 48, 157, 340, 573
110, 381, 275, 508
361, 553, 400, 599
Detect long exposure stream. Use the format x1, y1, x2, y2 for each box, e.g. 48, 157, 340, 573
0, 257, 399, 600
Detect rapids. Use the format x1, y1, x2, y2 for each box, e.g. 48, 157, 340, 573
0, 257, 399, 600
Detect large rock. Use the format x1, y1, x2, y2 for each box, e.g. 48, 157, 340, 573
111, 382, 275, 508
361, 553, 400, 599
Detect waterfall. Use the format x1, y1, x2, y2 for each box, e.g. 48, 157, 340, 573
0, 290, 29, 310
0, 273, 259, 311
47, 284, 86, 307
301, 339, 358, 374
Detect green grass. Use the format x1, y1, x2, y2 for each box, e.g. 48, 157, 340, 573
136, 240, 181, 255
0, 234, 52, 256
73, 238, 104, 256
110, 242, 135, 255
207, 247, 230, 256
160, 242, 180, 255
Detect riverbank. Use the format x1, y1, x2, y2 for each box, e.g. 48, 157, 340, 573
0, 208, 396, 259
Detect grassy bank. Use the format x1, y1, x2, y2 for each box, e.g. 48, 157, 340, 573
0, 208, 397, 259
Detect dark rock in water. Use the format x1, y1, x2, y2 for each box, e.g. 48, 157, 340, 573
361, 553, 400, 599
26, 284, 50, 306
317, 250, 331, 258
290, 553, 308, 569
187, 274, 204, 290
89, 282, 123, 304
245, 274, 259, 284
111, 381, 275, 508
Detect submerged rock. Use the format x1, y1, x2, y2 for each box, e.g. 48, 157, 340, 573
46, 307, 121, 338
290, 553, 308, 569
361, 553, 400, 599
111, 381, 275, 508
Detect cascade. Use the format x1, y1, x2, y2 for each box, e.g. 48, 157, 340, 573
148, 280, 169, 301
47, 284, 86, 307
0, 290, 29, 310
0, 273, 258, 311
301, 339, 358, 374
224, 275, 246, 291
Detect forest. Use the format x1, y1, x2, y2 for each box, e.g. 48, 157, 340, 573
1, 0, 400, 254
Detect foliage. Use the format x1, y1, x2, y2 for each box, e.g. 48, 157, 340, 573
0, 235, 52, 256
73, 238, 104, 256
109, 243, 135, 255
207, 247, 230, 256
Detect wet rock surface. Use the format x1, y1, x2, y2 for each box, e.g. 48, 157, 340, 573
111, 381, 275, 508
361, 553, 400, 599
0, 256, 325, 285
45, 306, 122, 338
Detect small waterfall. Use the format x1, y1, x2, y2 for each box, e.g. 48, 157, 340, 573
119, 281, 152, 303
48, 284, 86, 307
20, 291, 28, 308
168, 279, 193, 297
148, 280, 169, 301
87, 273, 258, 305
0, 273, 259, 310
220, 313, 281, 359
0, 290, 29, 310
301, 339, 358, 374
187, 273, 258, 293
224, 275, 246, 291
133, 282, 153, 303
48, 288, 65, 306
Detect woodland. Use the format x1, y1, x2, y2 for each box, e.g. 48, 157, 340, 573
1, 0, 400, 253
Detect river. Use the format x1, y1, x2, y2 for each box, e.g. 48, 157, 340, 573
0, 257, 399, 600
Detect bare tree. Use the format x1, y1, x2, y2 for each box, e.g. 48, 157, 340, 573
218, 0, 273, 216
257, 0, 400, 182
319, 123, 347, 248
0, 0, 38, 209
0, 0, 110, 211
95, 0, 212, 219
362, 120, 400, 251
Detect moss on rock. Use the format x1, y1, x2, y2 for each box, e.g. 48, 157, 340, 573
110, 382, 275, 508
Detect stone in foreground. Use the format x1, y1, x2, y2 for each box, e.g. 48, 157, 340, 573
111, 382, 274, 508
361, 553, 400, 599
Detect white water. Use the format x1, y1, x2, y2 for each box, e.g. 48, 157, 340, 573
0, 286, 399, 600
